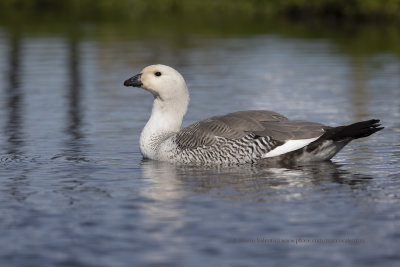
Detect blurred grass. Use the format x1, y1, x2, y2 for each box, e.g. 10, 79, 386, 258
0, 0, 400, 22
0, 0, 399, 57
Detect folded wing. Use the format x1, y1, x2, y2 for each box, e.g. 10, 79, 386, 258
176, 110, 328, 157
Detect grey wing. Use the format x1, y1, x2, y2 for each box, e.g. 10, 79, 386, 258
175, 110, 328, 149
254, 120, 330, 141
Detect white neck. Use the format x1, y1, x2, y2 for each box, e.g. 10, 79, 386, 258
140, 94, 189, 159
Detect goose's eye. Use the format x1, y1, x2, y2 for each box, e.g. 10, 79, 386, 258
155, 72, 162, 77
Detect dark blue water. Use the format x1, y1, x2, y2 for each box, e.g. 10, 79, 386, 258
0, 26, 399, 266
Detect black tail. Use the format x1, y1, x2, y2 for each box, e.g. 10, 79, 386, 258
258, 119, 383, 165
330, 119, 383, 141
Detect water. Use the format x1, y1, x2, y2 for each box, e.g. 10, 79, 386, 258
0, 22, 399, 267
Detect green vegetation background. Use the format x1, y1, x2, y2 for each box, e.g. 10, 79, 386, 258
1, 0, 399, 56
1, 0, 399, 21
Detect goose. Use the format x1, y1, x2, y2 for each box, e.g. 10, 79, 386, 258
124, 64, 383, 165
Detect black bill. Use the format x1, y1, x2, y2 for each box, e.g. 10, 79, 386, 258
124, 73, 142, 87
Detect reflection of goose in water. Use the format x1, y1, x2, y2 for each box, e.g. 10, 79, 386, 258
140, 160, 186, 201
139, 160, 187, 257
124, 64, 383, 166
140, 160, 372, 202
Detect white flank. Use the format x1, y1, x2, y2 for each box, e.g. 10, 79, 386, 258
263, 137, 320, 158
